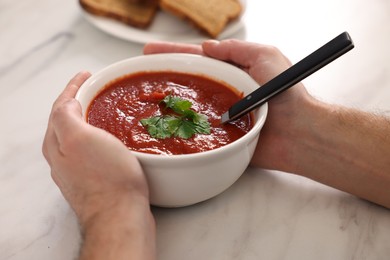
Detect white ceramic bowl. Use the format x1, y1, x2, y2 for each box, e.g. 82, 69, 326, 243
76, 54, 268, 207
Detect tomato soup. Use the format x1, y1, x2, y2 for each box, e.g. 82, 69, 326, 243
87, 71, 253, 155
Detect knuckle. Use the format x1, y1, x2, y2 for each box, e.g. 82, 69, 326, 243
258, 45, 281, 58
50, 102, 68, 122
61, 128, 88, 153
42, 139, 49, 159
51, 102, 88, 153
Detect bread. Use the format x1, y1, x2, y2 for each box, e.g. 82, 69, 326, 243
79, 0, 159, 28
159, 0, 242, 38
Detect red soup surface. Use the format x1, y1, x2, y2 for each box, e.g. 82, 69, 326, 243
87, 71, 253, 155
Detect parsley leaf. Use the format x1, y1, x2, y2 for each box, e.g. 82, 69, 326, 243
139, 116, 172, 139
163, 95, 192, 114
140, 95, 211, 139
175, 120, 197, 139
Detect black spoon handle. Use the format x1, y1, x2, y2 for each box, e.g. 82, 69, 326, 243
221, 31, 354, 123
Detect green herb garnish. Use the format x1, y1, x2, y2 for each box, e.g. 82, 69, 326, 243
140, 95, 211, 139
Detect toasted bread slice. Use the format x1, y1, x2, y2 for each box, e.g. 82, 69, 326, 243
159, 0, 242, 38
80, 0, 159, 28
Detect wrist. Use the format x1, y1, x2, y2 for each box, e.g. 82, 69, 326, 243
79, 191, 150, 230
251, 86, 319, 173
80, 194, 156, 260
286, 97, 330, 174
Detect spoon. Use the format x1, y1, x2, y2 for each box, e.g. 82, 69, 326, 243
221, 31, 354, 124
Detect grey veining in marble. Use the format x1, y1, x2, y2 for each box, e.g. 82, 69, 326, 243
1, 0, 390, 259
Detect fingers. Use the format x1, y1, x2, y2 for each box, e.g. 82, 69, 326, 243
43, 71, 91, 166
48, 71, 91, 151
144, 39, 294, 86
202, 39, 255, 67
203, 39, 280, 67
203, 39, 293, 84
51, 99, 86, 152
143, 40, 274, 65
53, 71, 91, 108
64, 71, 91, 98
143, 41, 204, 55
43, 99, 84, 167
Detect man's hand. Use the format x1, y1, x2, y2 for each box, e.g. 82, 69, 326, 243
42, 71, 156, 259
144, 39, 311, 171
144, 40, 390, 208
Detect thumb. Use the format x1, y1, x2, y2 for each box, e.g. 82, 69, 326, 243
51, 98, 86, 146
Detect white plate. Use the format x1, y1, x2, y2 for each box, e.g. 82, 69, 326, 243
81, 0, 246, 44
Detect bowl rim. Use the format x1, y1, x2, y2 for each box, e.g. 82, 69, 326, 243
76, 53, 268, 161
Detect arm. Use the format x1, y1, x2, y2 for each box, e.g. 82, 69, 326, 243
42, 72, 156, 259
258, 97, 390, 208
144, 40, 390, 208
80, 195, 155, 260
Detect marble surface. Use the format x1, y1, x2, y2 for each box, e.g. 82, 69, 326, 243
1, 0, 390, 259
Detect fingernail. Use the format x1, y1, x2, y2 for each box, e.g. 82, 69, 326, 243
204, 40, 220, 46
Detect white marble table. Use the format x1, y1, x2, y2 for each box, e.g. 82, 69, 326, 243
1, 1, 390, 259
